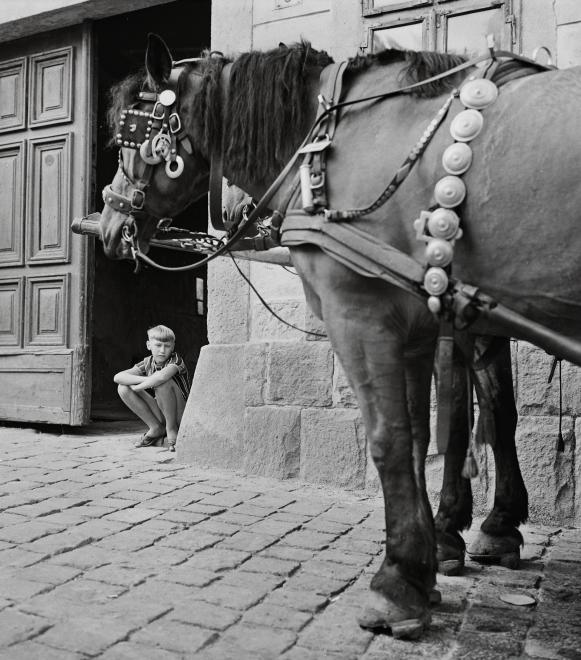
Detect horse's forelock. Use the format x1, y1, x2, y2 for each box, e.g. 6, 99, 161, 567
106, 70, 148, 147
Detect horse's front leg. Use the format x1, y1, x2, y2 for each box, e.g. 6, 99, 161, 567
292, 247, 437, 638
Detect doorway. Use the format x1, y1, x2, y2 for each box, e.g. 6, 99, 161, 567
91, 1, 211, 419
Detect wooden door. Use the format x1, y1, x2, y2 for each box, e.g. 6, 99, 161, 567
0, 24, 93, 425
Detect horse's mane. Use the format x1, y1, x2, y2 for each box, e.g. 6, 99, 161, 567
348, 49, 467, 98
224, 41, 334, 184
107, 43, 466, 183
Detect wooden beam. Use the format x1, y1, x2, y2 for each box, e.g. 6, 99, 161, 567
0, 0, 176, 44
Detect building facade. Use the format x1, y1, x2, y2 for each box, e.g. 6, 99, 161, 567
0, 0, 579, 524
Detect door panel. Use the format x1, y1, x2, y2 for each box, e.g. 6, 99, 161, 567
0, 141, 25, 266
29, 47, 73, 127
26, 133, 71, 264
0, 58, 26, 133
0, 25, 92, 425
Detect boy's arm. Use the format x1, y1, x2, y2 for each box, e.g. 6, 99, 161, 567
131, 364, 179, 391
113, 366, 147, 386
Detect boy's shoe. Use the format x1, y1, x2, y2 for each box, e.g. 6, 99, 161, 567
167, 438, 176, 453
135, 433, 165, 448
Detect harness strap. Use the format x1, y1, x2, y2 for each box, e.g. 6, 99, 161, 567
208, 63, 232, 231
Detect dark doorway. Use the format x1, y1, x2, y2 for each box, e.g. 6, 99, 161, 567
91, 1, 211, 420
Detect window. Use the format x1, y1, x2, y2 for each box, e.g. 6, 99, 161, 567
363, 0, 517, 55
195, 277, 206, 316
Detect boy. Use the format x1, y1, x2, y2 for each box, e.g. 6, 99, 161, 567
114, 325, 189, 452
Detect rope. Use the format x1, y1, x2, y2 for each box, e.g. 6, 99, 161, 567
228, 253, 327, 338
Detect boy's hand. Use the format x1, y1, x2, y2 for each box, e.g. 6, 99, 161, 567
133, 365, 179, 391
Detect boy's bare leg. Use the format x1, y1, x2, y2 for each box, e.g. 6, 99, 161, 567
154, 379, 186, 449
117, 385, 166, 441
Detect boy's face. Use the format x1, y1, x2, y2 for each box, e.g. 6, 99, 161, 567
146, 336, 175, 364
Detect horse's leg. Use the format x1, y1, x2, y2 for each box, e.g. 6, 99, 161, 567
468, 338, 528, 568
292, 247, 437, 638
434, 351, 473, 576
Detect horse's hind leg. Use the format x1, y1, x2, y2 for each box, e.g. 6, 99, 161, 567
434, 352, 473, 576
468, 338, 528, 568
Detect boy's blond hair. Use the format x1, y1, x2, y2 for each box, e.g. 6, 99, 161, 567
147, 325, 175, 343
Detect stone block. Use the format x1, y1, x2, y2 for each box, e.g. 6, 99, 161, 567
521, 0, 557, 60
207, 259, 249, 344
516, 415, 575, 523
515, 342, 581, 415
575, 418, 581, 525
212, 0, 253, 51
249, 261, 304, 299
243, 405, 301, 478
244, 341, 268, 406
332, 356, 358, 408
300, 408, 367, 488
556, 0, 581, 24
304, 305, 327, 342
267, 341, 333, 406
557, 22, 581, 67
177, 344, 245, 470
250, 299, 306, 341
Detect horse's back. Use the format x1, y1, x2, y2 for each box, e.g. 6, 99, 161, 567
322, 62, 581, 339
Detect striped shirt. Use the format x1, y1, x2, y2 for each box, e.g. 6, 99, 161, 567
134, 352, 190, 400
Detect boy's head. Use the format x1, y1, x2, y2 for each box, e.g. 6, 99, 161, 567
146, 325, 175, 364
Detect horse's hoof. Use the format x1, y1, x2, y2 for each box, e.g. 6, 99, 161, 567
429, 588, 442, 606
438, 557, 465, 576
436, 530, 466, 576
391, 618, 425, 640
358, 590, 430, 639
467, 531, 521, 568
499, 552, 520, 569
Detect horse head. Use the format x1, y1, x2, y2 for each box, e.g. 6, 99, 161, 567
100, 35, 332, 262
99, 34, 210, 260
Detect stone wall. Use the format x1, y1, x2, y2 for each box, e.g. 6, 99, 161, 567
178, 0, 581, 526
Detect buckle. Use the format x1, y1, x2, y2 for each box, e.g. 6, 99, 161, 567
131, 189, 145, 210
152, 101, 165, 120
169, 112, 182, 134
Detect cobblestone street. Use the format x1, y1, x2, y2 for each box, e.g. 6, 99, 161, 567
0, 422, 579, 659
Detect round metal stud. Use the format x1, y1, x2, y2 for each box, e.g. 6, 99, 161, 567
159, 89, 177, 107
442, 142, 473, 175
424, 267, 449, 296
425, 238, 454, 267
459, 78, 498, 110
427, 296, 442, 314
450, 109, 484, 142
434, 176, 466, 208
427, 208, 461, 240
165, 155, 184, 179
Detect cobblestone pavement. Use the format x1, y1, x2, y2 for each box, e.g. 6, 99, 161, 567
0, 422, 579, 659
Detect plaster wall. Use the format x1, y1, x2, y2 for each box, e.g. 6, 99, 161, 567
178, 0, 581, 525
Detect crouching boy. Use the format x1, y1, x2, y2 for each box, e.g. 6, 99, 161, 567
114, 325, 189, 451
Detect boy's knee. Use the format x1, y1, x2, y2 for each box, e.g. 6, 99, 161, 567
155, 380, 176, 397
117, 384, 131, 398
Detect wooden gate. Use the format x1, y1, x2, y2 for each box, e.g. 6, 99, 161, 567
0, 25, 93, 425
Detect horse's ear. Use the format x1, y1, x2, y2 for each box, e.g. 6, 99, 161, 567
145, 33, 173, 87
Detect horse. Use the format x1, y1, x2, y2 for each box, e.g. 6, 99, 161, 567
95, 34, 581, 637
